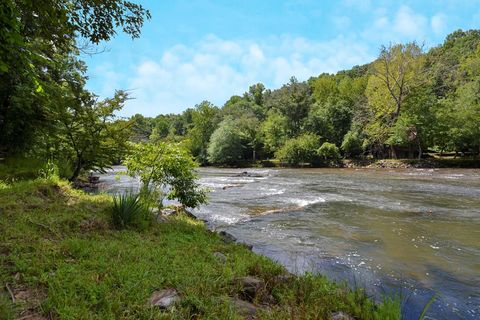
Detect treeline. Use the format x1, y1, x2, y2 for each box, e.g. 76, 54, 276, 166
129, 30, 480, 166
1, 7, 479, 177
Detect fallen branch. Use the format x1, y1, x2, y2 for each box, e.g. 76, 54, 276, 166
5, 283, 15, 303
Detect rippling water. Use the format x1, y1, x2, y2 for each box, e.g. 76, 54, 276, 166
99, 167, 480, 320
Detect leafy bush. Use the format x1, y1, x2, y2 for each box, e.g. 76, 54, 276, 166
275, 133, 320, 165
125, 142, 208, 209
111, 193, 151, 230
207, 118, 244, 165
318, 142, 340, 162
341, 131, 363, 157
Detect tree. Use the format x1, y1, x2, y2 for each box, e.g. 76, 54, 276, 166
125, 142, 208, 209
261, 110, 288, 155
275, 133, 320, 166
306, 100, 353, 146
341, 131, 363, 157
310, 74, 338, 103
368, 43, 424, 123
365, 43, 426, 156
207, 118, 244, 165
264, 77, 312, 136
0, 0, 150, 155
56, 90, 131, 181
435, 45, 480, 156
186, 101, 220, 164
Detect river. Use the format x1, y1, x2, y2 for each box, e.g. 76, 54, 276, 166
98, 167, 480, 320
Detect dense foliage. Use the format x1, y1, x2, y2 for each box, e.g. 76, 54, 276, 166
0, 0, 149, 178
127, 30, 480, 166
2, 2, 479, 171
125, 142, 208, 208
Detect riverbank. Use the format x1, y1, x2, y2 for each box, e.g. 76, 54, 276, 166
217, 158, 480, 169
0, 179, 400, 319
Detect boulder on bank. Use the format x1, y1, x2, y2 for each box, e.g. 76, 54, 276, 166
234, 276, 264, 301
331, 311, 355, 320
148, 288, 181, 309
230, 297, 259, 319
157, 205, 198, 222
213, 252, 227, 263
219, 231, 237, 243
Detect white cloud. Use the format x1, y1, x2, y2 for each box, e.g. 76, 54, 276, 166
431, 13, 447, 35
116, 34, 373, 116
361, 5, 431, 44
393, 5, 428, 38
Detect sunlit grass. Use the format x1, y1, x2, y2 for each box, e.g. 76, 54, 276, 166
0, 179, 401, 319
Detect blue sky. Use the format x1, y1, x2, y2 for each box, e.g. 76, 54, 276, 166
84, 0, 480, 117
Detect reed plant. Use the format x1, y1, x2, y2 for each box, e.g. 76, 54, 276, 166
111, 192, 151, 230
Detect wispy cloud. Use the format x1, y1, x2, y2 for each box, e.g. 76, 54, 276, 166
86, 3, 470, 117
111, 34, 373, 116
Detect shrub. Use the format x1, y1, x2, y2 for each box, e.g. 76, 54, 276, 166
207, 118, 244, 165
125, 142, 208, 209
341, 131, 363, 157
111, 193, 151, 230
318, 142, 340, 162
275, 133, 320, 165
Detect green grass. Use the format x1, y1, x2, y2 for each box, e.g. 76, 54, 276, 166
0, 157, 46, 182
0, 179, 400, 319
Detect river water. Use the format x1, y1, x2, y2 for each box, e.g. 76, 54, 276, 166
98, 167, 480, 320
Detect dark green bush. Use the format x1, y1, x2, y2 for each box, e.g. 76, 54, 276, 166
111, 193, 151, 230
318, 142, 341, 162
275, 133, 320, 165
341, 131, 363, 157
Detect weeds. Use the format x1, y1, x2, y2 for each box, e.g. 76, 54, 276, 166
111, 192, 151, 230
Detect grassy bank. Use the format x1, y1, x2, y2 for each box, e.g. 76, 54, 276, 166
0, 179, 400, 319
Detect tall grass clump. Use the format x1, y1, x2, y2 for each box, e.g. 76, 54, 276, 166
111, 192, 151, 230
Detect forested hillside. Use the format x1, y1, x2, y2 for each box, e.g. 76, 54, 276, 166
1, 0, 479, 172
128, 30, 480, 166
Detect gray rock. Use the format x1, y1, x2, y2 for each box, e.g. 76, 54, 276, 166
273, 274, 294, 284
160, 208, 177, 216
213, 252, 227, 263
156, 214, 169, 223
331, 311, 355, 320
260, 293, 276, 305
235, 276, 264, 301
230, 297, 258, 319
183, 209, 198, 220
219, 231, 237, 243
148, 288, 180, 309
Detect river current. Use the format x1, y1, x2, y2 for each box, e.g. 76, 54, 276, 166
98, 167, 480, 320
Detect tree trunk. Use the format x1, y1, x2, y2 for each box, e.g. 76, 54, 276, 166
390, 146, 397, 159
69, 157, 83, 182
